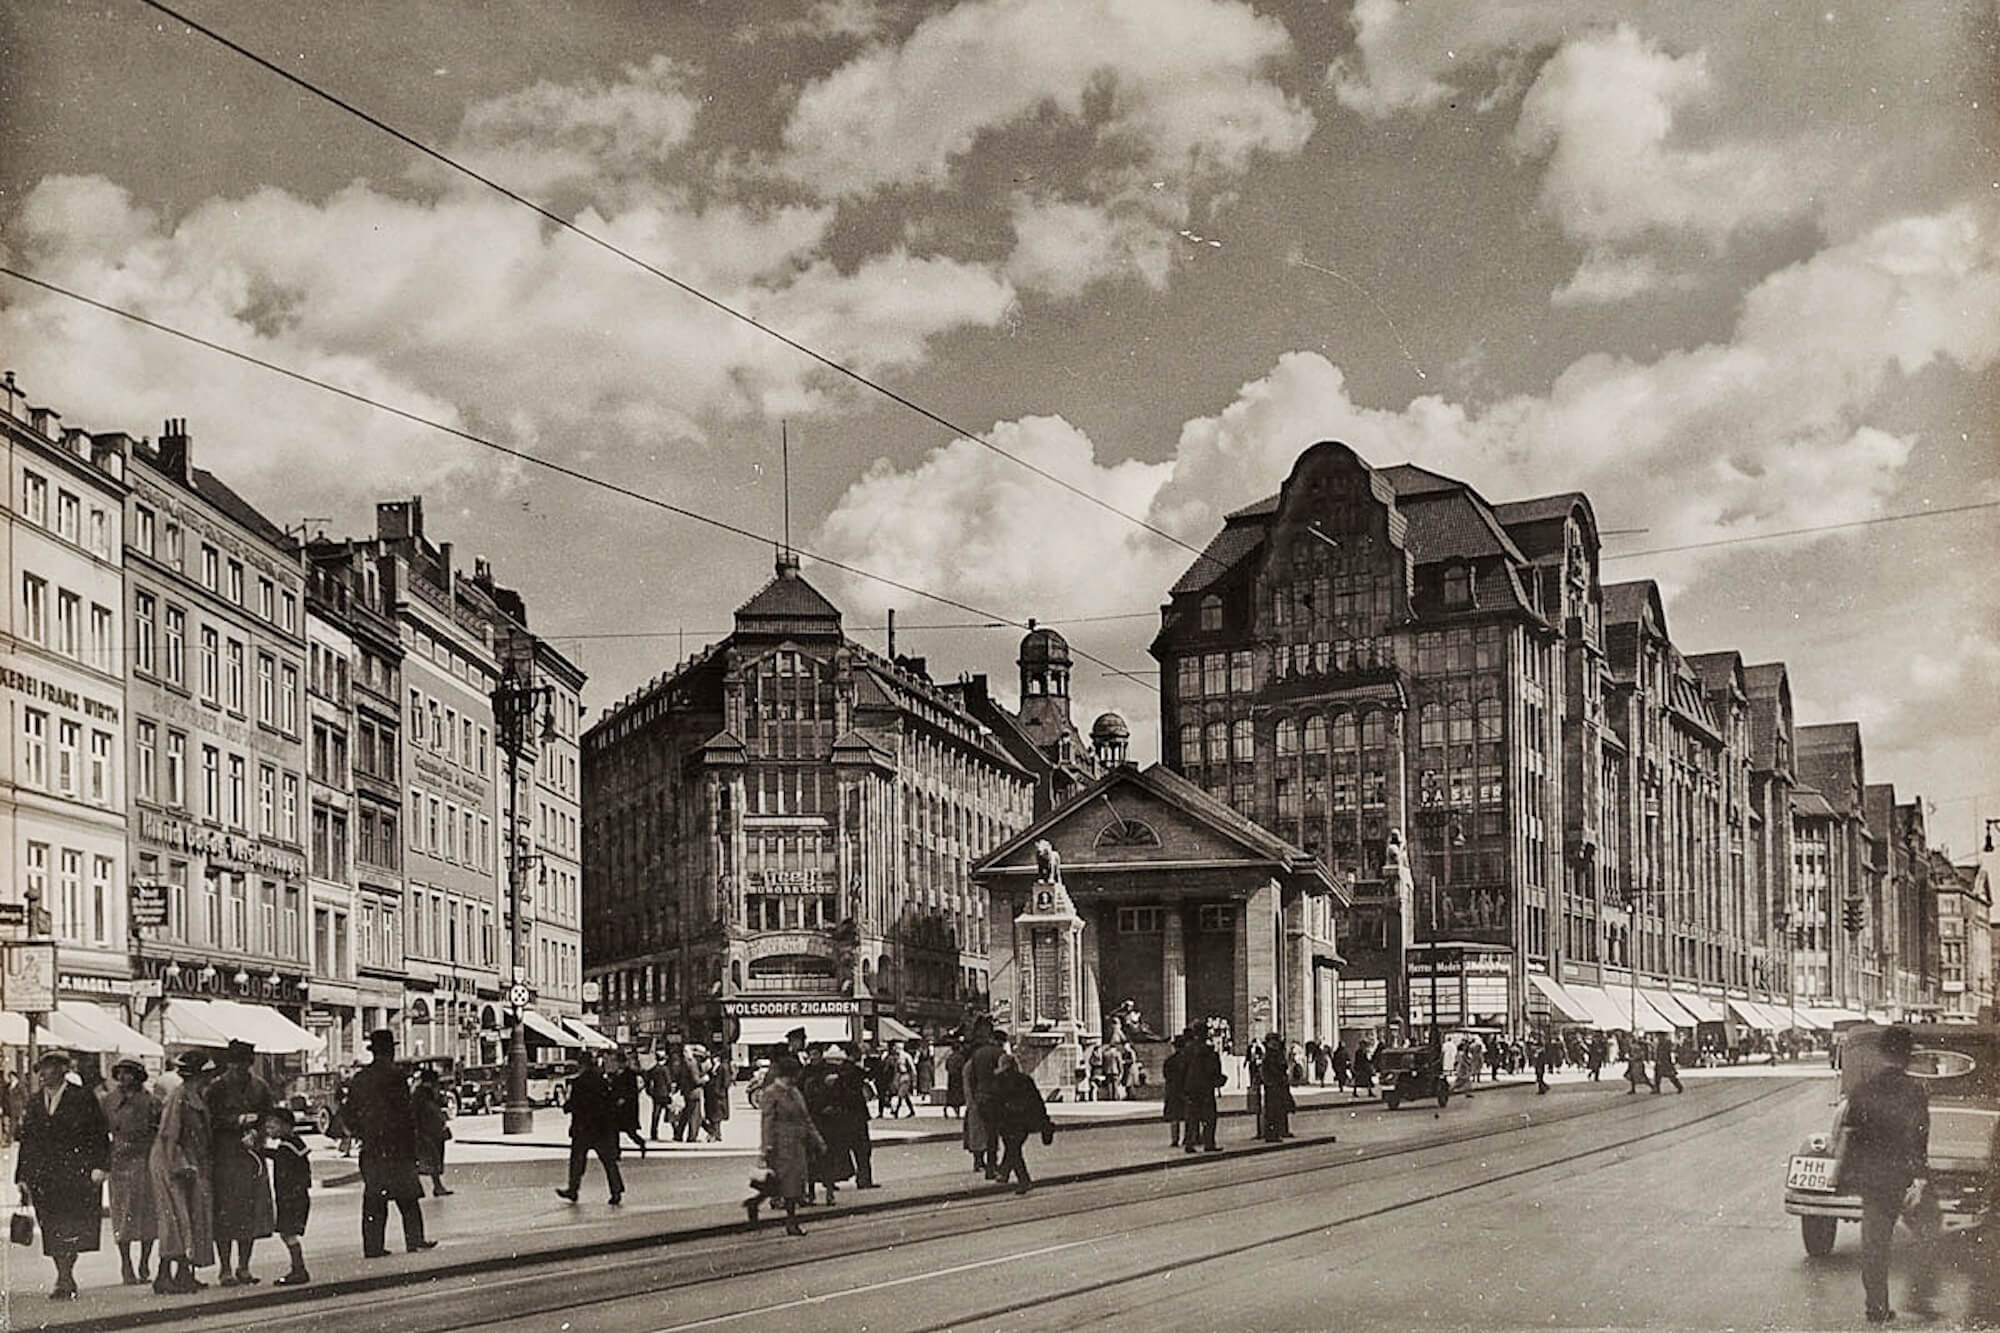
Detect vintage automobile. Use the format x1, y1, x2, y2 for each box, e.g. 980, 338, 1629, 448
1783, 1024, 1999, 1256
1378, 1044, 1452, 1110
284, 1070, 346, 1136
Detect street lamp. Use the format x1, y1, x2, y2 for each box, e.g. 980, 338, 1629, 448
492, 665, 557, 1137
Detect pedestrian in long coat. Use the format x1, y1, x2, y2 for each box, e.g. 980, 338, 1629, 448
989, 1053, 1054, 1194
1160, 1034, 1188, 1147
208, 1040, 276, 1284
15, 1050, 110, 1300
102, 1058, 161, 1283
1179, 1027, 1224, 1152
1350, 1040, 1375, 1096
748, 1056, 823, 1236
803, 1049, 858, 1203
943, 1040, 966, 1117
963, 1024, 1006, 1177
149, 1050, 217, 1293
1651, 1034, 1684, 1094
832, 1048, 879, 1188
1259, 1035, 1296, 1141
1329, 1041, 1351, 1090
914, 1042, 935, 1099
704, 1055, 732, 1141
606, 1048, 647, 1156
410, 1068, 453, 1195
556, 1050, 626, 1205
345, 1030, 434, 1256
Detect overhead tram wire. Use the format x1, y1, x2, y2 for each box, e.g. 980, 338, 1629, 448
128, 0, 1215, 572
0, 263, 1157, 694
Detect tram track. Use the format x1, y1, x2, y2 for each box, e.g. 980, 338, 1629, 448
154, 1078, 1802, 1333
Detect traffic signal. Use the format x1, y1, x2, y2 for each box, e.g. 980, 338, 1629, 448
1841, 898, 1864, 934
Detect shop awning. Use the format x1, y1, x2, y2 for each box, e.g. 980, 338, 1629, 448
735, 1016, 851, 1047
55, 1002, 163, 1059
0, 1011, 29, 1046
875, 1015, 921, 1042
1640, 989, 1703, 1028
518, 1008, 580, 1048
1727, 999, 1774, 1030
1527, 973, 1594, 1025
204, 999, 325, 1055
1791, 1008, 1833, 1031
1563, 985, 1633, 1032
560, 1017, 618, 1050
162, 999, 236, 1048
1669, 992, 1726, 1024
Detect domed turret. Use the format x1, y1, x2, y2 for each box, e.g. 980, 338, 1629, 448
1090, 710, 1130, 766
1018, 618, 1070, 699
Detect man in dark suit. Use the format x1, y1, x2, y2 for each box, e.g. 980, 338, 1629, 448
556, 1050, 625, 1205
1179, 1026, 1224, 1153
1843, 1025, 1933, 1324
344, 1030, 435, 1257
14, 1049, 110, 1299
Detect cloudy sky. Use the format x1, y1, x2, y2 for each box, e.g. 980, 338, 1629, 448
4, 0, 1996, 854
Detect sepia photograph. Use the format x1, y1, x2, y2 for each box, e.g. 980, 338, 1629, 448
0, 1, 1995, 1328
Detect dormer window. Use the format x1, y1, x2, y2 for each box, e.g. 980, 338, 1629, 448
1443, 564, 1471, 608
1199, 594, 1223, 633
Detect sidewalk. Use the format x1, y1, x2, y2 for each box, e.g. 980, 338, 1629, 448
11, 1064, 1817, 1331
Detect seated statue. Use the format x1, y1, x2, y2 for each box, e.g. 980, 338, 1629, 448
1034, 838, 1062, 883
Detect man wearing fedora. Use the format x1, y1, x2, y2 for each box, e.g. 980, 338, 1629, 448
15, 1049, 110, 1300
209, 1038, 277, 1283
345, 1029, 436, 1257
149, 1050, 218, 1294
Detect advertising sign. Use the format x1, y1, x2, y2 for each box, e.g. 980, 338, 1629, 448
131, 882, 171, 929
3, 941, 58, 1013
0, 902, 26, 928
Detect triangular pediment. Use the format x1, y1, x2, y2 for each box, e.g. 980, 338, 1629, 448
975, 763, 1332, 894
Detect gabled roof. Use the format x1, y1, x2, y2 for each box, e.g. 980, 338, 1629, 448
733, 556, 842, 636
191, 467, 290, 547
1376, 462, 1461, 497
972, 762, 1339, 899
1493, 492, 1589, 528
1601, 580, 1661, 630
1686, 650, 1746, 700
1744, 662, 1789, 698
1225, 492, 1280, 521
1791, 788, 1838, 819
1798, 721, 1862, 753
1168, 524, 1265, 597
1396, 490, 1528, 563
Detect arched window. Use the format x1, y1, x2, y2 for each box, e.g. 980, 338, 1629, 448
1230, 719, 1254, 763
1204, 720, 1228, 767
1276, 718, 1299, 756
1178, 723, 1201, 764
1332, 712, 1359, 752
1304, 715, 1327, 753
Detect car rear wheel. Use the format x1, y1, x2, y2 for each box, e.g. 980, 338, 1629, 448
1801, 1215, 1837, 1257
314, 1107, 332, 1136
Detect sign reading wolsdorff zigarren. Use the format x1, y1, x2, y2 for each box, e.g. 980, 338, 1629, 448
721, 998, 859, 1017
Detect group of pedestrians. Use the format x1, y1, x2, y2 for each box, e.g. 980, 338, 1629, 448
11, 1039, 327, 1302
644, 1042, 732, 1143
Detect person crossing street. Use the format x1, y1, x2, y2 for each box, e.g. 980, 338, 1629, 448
556, 1050, 625, 1206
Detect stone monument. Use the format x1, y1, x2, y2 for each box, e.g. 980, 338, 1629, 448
1013, 839, 1092, 1097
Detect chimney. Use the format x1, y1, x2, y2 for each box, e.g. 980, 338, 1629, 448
158, 417, 192, 481
1, 371, 21, 420
89, 431, 132, 482
30, 404, 61, 439
375, 496, 424, 542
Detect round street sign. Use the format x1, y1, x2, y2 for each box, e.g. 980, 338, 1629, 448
508, 982, 533, 1010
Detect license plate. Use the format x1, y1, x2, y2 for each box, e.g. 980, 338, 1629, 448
1787, 1155, 1836, 1192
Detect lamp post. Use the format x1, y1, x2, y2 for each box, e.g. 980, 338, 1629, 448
492, 666, 555, 1136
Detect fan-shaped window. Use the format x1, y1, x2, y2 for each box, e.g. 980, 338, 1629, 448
1096, 819, 1161, 849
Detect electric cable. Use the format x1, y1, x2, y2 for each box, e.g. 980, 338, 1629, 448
127, 0, 1214, 567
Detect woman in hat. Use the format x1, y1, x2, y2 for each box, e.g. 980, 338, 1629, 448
14, 1049, 111, 1299
149, 1050, 218, 1295
748, 1055, 823, 1237
103, 1057, 162, 1284
209, 1038, 276, 1284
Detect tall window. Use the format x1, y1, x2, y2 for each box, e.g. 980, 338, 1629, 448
21, 573, 47, 643
132, 505, 155, 556
89, 730, 112, 804
56, 491, 79, 543
55, 720, 80, 795
258, 653, 275, 723
164, 522, 183, 568
21, 470, 47, 524
90, 603, 113, 672
90, 855, 114, 944
280, 663, 299, 732
226, 639, 245, 712
280, 590, 297, 633
258, 577, 274, 621
282, 774, 300, 842
135, 720, 157, 802
200, 626, 220, 701
227, 559, 243, 605
165, 731, 186, 807
202, 544, 218, 590
134, 591, 157, 674
259, 764, 276, 835
1230, 718, 1254, 763
20, 709, 48, 787
88, 508, 109, 558
202, 745, 220, 818
58, 850, 83, 941
164, 606, 185, 685
56, 590, 81, 658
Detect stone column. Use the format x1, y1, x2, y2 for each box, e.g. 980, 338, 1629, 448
1079, 912, 1103, 1039
1162, 906, 1187, 1036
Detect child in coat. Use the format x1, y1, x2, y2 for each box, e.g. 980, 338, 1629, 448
260, 1107, 312, 1285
